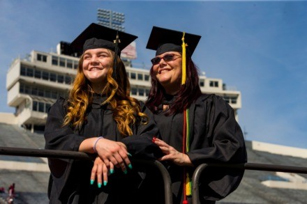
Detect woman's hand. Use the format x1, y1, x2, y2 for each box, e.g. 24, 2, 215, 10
153, 138, 193, 166
90, 156, 112, 188
95, 138, 131, 172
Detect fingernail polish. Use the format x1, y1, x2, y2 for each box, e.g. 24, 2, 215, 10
90, 179, 94, 185
127, 152, 132, 157
152, 137, 157, 142
103, 181, 108, 186
128, 164, 133, 169
110, 169, 114, 174
98, 183, 102, 188
123, 169, 127, 174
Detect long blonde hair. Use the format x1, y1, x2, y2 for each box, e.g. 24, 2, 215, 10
63, 50, 147, 136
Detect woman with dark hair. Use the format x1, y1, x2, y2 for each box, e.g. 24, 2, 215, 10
146, 26, 247, 203
44, 23, 162, 204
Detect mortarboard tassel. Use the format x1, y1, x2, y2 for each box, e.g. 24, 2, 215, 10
113, 32, 121, 79
181, 32, 187, 85
182, 108, 192, 204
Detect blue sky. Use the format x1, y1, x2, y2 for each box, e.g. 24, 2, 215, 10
0, 0, 306, 148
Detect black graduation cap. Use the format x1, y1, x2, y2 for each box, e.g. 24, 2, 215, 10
146, 26, 201, 56
70, 23, 137, 56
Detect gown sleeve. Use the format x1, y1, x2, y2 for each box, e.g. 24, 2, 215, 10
187, 94, 247, 200
44, 97, 86, 202
44, 97, 84, 153
121, 101, 163, 159
187, 95, 246, 164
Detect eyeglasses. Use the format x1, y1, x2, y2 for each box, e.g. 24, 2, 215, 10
151, 54, 181, 65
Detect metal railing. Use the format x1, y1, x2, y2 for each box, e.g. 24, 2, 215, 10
0, 147, 172, 204
192, 163, 307, 204
0, 146, 307, 204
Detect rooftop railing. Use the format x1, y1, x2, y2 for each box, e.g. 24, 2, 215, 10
0, 146, 306, 204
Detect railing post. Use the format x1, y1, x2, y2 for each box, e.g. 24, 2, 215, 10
133, 159, 173, 204
191, 163, 208, 204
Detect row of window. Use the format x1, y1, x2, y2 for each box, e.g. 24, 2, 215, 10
30, 95, 236, 114
20, 65, 74, 85
199, 80, 219, 88
127, 72, 150, 81
52, 55, 78, 69
131, 87, 150, 97
20, 83, 68, 100
37, 54, 47, 62
37, 53, 79, 70
37, 53, 221, 89
32, 100, 51, 113
223, 96, 237, 104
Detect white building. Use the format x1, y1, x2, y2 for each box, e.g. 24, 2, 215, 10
5, 44, 242, 132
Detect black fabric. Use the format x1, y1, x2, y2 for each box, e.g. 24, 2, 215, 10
70, 23, 137, 55
44, 95, 162, 203
83, 38, 117, 54
146, 26, 201, 56
150, 94, 247, 203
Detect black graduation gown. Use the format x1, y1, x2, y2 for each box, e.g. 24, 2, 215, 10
152, 94, 247, 203
44, 94, 162, 203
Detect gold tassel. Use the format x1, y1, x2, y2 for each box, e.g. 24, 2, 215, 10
181, 32, 187, 85
186, 173, 192, 196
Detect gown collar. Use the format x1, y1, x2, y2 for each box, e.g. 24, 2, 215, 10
158, 93, 176, 111
91, 93, 108, 109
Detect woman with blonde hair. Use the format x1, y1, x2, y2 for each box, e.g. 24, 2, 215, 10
44, 23, 162, 203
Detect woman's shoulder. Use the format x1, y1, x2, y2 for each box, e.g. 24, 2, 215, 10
195, 94, 231, 108
55, 96, 68, 105
50, 96, 69, 110
197, 93, 224, 103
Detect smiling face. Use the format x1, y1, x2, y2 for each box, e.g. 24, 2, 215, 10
82, 48, 114, 92
152, 51, 182, 94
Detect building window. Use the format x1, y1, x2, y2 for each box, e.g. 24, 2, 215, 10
51, 91, 58, 99
45, 103, 51, 113
37, 54, 47, 62
210, 81, 219, 87
32, 101, 38, 111
131, 88, 137, 95
45, 90, 51, 98
31, 87, 38, 95
146, 89, 150, 96
38, 102, 45, 112
26, 67, 34, 77
57, 75, 64, 83
138, 73, 143, 80
24, 85, 31, 94
138, 88, 144, 96
20, 85, 24, 93
20, 66, 26, 76
34, 70, 41, 79
59, 58, 66, 67
199, 80, 205, 87
73, 61, 78, 69
145, 74, 149, 81
52, 56, 58, 66
65, 76, 72, 85
231, 97, 237, 104
38, 88, 44, 97
67, 59, 73, 69
50, 73, 56, 82
131, 73, 136, 80
42, 71, 49, 80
